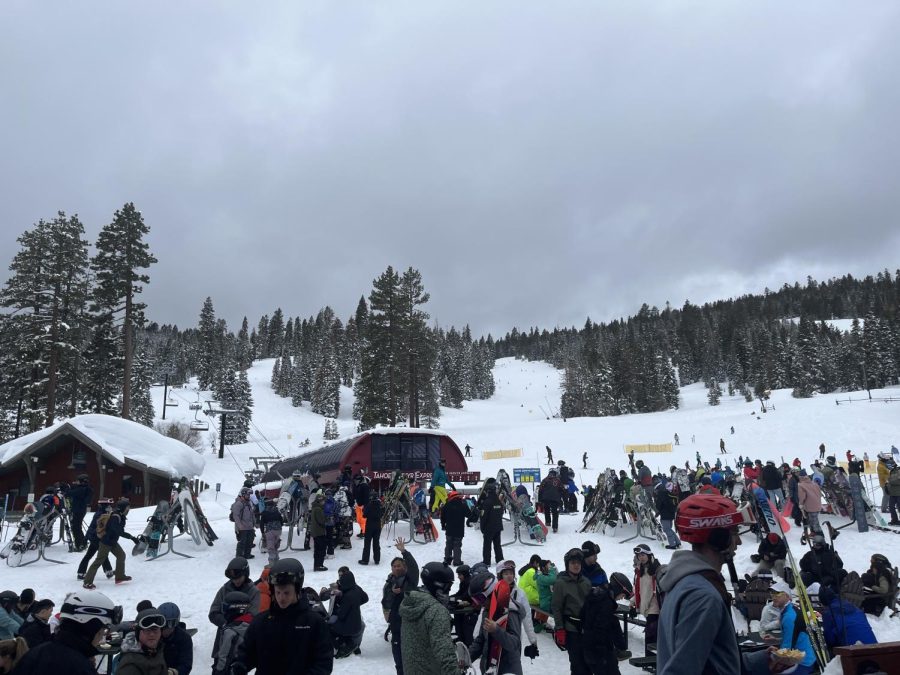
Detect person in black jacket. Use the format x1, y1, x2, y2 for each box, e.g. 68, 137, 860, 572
77, 498, 114, 581
751, 532, 787, 579
654, 482, 681, 550
327, 569, 369, 658
799, 535, 847, 590
159, 601, 193, 675
82, 498, 139, 588
761, 461, 785, 508
449, 565, 478, 647
359, 494, 383, 565
580, 572, 633, 674
232, 558, 333, 675
65, 475, 93, 550
538, 470, 563, 533
440, 491, 470, 566
380, 539, 419, 675
476, 480, 505, 566
352, 475, 371, 540
16, 599, 53, 648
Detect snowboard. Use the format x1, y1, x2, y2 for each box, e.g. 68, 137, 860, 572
482, 580, 511, 675
848, 473, 868, 533
132, 501, 169, 557
409, 485, 439, 542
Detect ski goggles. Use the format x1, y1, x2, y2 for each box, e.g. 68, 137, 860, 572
270, 570, 301, 587
137, 613, 167, 630
60, 601, 123, 627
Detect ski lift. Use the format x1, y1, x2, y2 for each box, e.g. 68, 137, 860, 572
189, 402, 201, 411
190, 420, 209, 431
166, 396, 179, 407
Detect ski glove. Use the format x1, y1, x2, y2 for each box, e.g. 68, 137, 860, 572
554, 628, 567, 651
524, 643, 539, 660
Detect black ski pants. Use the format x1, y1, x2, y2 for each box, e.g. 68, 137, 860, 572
313, 535, 327, 568
71, 510, 86, 548
77, 538, 111, 575
361, 526, 381, 564
482, 531, 503, 566
543, 500, 560, 531
235, 529, 254, 559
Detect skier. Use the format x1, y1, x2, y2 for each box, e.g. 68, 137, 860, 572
230, 558, 333, 674
819, 443, 826, 460
10, 589, 121, 675
551, 548, 592, 673
82, 498, 138, 589
496, 560, 538, 657
538, 470, 563, 533
309, 491, 328, 571
750, 533, 787, 579
581, 572, 634, 674
546, 446, 553, 465
655, 482, 681, 549
468, 571, 523, 675
232, 487, 256, 560
430, 458, 454, 513
674, 433, 679, 446
582, 451, 588, 469
352, 473, 370, 539
797, 471, 824, 537
65, 474, 92, 550
799, 535, 846, 590
465, 444, 472, 458
381, 538, 419, 675
358, 493, 383, 565
477, 479, 505, 565
656, 493, 772, 674
440, 490, 469, 567
761, 461, 785, 509
399, 562, 459, 675
695, 451, 702, 468
76, 497, 114, 581
730, 426, 735, 434
719, 438, 726, 453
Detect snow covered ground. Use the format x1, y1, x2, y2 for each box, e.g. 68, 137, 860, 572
3, 356, 900, 673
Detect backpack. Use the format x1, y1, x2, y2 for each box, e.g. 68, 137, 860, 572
95, 513, 111, 539
889, 468, 900, 488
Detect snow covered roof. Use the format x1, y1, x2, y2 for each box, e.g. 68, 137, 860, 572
0, 414, 205, 479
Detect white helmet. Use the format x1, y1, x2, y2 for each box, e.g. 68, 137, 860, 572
60, 589, 122, 626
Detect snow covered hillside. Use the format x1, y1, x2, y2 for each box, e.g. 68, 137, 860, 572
4, 357, 899, 674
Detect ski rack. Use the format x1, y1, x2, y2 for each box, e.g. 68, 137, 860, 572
618, 498, 656, 544
149, 521, 193, 561
16, 534, 67, 567
383, 502, 415, 545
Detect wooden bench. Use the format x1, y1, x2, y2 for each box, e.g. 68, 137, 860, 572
834, 640, 900, 675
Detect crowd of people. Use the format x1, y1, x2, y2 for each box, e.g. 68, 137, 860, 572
2, 441, 899, 675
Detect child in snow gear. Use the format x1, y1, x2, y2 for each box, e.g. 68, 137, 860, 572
211, 592, 252, 674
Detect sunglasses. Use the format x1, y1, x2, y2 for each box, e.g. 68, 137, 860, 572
137, 614, 166, 630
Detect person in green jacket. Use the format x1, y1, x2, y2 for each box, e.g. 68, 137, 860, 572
535, 560, 558, 613
116, 608, 170, 675
552, 549, 591, 673
399, 562, 459, 675
517, 555, 541, 606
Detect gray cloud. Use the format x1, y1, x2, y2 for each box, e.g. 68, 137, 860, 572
2, 2, 899, 336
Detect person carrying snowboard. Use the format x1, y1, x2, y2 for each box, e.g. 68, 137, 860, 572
468, 571, 523, 675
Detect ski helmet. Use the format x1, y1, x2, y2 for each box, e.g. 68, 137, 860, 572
674, 494, 753, 546
225, 557, 250, 580
633, 543, 652, 556
158, 602, 180, 629
548, 469, 558, 476
456, 564, 471, 577
564, 548, 585, 567
239, 487, 252, 498
743, 459, 753, 467
580, 540, 600, 558
292, 470, 303, 480
421, 562, 454, 595
609, 572, 634, 600
468, 571, 497, 606
115, 498, 130, 512
495, 560, 516, 576
59, 589, 121, 627
77, 473, 89, 483
44, 486, 55, 495
222, 591, 251, 621
826, 456, 836, 465
269, 557, 305, 592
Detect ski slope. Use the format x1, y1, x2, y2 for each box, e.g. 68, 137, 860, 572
3, 357, 899, 674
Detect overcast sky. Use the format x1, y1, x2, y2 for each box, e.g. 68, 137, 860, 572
2, 2, 899, 337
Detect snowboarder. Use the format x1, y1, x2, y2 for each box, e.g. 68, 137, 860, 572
582, 451, 588, 469
819, 443, 826, 460
730, 426, 735, 435
477, 480, 505, 565
464, 444, 472, 458
673, 433, 680, 446
82, 498, 138, 589
545, 446, 553, 465
719, 438, 726, 454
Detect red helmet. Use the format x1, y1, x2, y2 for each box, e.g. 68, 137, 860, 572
675, 494, 753, 544
447, 491, 461, 501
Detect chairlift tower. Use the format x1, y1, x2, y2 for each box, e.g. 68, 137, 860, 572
204, 402, 243, 459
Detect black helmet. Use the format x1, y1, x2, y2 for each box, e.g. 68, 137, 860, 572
609, 572, 634, 600
225, 557, 250, 580
564, 548, 584, 567
548, 469, 558, 476
222, 591, 251, 620
421, 562, 454, 595
269, 558, 305, 591
743, 459, 753, 467
77, 474, 89, 483
115, 498, 131, 512
635, 460, 644, 467
456, 564, 471, 577
826, 456, 836, 465
468, 571, 497, 604
580, 540, 600, 557
291, 470, 303, 480
44, 486, 56, 495
557, 460, 565, 465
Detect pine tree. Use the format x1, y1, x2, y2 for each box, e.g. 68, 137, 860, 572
197, 297, 219, 390
661, 358, 680, 410
80, 313, 122, 415
91, 203, 157, 419
236, 316, 253, 370
706, 378, 722, 406
792, 316, 820, 397
130, 343, 155, 426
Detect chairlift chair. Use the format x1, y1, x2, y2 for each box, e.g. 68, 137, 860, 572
190, 420, 209, 432
189, 402, 201, 411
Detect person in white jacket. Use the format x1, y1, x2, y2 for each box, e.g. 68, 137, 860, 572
496, 560, 539, 660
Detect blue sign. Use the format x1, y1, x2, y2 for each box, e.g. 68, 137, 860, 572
513, 468, 542, 484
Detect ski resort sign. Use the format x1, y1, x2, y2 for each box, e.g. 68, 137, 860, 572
371, 470, 481, 485
513, 468, 542, 484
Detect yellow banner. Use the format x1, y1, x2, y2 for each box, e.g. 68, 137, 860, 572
838, 460, 878, 475
482, 448, 523, 460
624, 443, 673, 454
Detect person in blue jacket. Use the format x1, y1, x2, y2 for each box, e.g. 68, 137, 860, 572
771, 583, 817, 674
817, 585, 877, 649
0, 591, 24, 640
